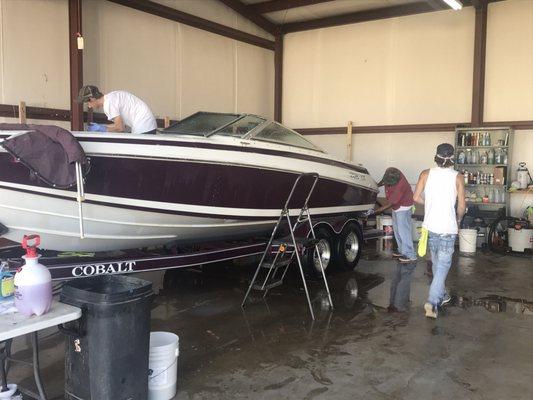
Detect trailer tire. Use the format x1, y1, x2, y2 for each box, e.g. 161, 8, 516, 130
336, 222, 362, 271
305, 226, 335, 279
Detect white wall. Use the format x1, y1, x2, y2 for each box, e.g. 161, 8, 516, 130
283, 9, 474, 128
0, 0, 70, 127
0, 0, 275, 124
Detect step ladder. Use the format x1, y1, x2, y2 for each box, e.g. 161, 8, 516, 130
241, 172, 333, 320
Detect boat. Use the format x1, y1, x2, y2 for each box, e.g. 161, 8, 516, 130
0, 112, 378, 252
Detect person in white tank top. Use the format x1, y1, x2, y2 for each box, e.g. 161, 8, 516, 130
413, 143, 466, 319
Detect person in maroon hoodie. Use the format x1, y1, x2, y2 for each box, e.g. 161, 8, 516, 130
372, 167, 417, 263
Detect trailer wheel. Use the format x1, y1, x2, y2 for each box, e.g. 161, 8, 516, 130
336, 222, 362, 271
305, 227, 335, 278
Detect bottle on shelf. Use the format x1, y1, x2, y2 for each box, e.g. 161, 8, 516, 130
466, 149, 472, 164
487, 148, 495, 164
480, 151, 487, 165
457, 150, 465, 164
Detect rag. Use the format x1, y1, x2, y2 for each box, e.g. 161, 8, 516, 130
87, 122, 107, 132
364, 208, 375, 217
418, 227, 428, 257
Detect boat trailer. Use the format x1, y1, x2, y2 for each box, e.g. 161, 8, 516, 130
0, 228, 382, 281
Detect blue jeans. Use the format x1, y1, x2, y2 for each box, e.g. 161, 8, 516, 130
392, 209, 416, 259
389, 260, 417, 311
427, 232, 456, 306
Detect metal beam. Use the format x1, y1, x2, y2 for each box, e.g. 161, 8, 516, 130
274, 33, 283, 122
281, 1, 449, 33
471, 0, 488, 126
68, 0, 84, 131
295, 123, 470, 135
106, 0, 275, 50
252, 0, 335, 14
217, 0, 279, 36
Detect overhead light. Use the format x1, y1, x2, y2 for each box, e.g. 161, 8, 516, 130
442, 0, 463, 10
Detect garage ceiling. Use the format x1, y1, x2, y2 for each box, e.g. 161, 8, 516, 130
242, 0, 423, 25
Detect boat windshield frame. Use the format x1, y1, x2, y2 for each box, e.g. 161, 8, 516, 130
163, 112, 244, 137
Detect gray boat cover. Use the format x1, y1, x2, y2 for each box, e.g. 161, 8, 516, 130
0, 123, 88, 188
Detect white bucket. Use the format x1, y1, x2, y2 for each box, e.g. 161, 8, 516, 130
508, 228, 533, 252
411, 219, 423, 242
377, 215, 394, 238
459, 229, 477, 253
148, 332, 179, 400
0, 384, 17, 399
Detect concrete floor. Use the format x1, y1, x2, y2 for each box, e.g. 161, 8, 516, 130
6, 243, 533, 400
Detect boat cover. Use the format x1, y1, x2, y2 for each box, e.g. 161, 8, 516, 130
0, 123, 88, 188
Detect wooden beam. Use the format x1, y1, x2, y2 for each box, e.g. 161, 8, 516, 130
252, 0, 335, 14
274, 33, 283, 122
68, 0, 84, 131
18, 102, 26, 124
106, 0, 275, 50
217, 0, 279, 36
471, 0, 488, 126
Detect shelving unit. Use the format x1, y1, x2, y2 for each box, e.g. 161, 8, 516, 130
454, 127, 514, 245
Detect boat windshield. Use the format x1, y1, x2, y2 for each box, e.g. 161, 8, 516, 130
252, 122, 321, 151
213, 115, 266, 137
163, 112, 241, 136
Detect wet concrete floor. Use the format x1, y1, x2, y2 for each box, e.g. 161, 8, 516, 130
6, 245, 533, 399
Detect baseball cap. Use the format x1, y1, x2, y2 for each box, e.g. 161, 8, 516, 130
377, 167, 401, 186
436, 143, 454, 158
76, 85, 103, 103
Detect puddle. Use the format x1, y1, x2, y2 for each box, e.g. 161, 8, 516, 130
457, 294, 533, 315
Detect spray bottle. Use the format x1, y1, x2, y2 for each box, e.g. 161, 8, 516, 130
14, 235, 52, 316
517, 162, 532, 189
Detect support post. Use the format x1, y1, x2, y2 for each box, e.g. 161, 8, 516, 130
346, 121, 353, 162
69, 0, 84, 131
274, 33, 283, 123
471, 0, 488, 127
18, 101, 26, 124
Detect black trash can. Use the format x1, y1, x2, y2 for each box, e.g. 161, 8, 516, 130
60, 275, 154, 400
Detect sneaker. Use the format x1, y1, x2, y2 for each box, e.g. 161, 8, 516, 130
441, 293, 452, 306
399, 256, 417, 263
392, 252, 402, 258
424, 302, 438, 318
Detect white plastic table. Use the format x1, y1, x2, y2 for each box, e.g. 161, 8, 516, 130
0, 300, 81, 400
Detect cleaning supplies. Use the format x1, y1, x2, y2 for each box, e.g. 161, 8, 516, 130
0, 262, 14, 299
13, 235, 53, 316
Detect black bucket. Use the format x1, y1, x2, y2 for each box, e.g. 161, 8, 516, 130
60, 275, 154, 400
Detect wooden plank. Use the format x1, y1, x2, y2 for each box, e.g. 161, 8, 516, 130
18, 101, 26, 124
106, 0, 275, 50
274, 33, 283, 122
252, 0, 335, 14
217, 0, 279, 36
471, 0, 488, 126
346, 121, 352, 161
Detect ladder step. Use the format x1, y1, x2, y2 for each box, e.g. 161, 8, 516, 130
261, 259, 292, 269
253, 280, 283, 291
272, 237, 319, 248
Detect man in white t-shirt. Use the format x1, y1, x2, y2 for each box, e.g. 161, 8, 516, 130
77, 85, 157, 134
